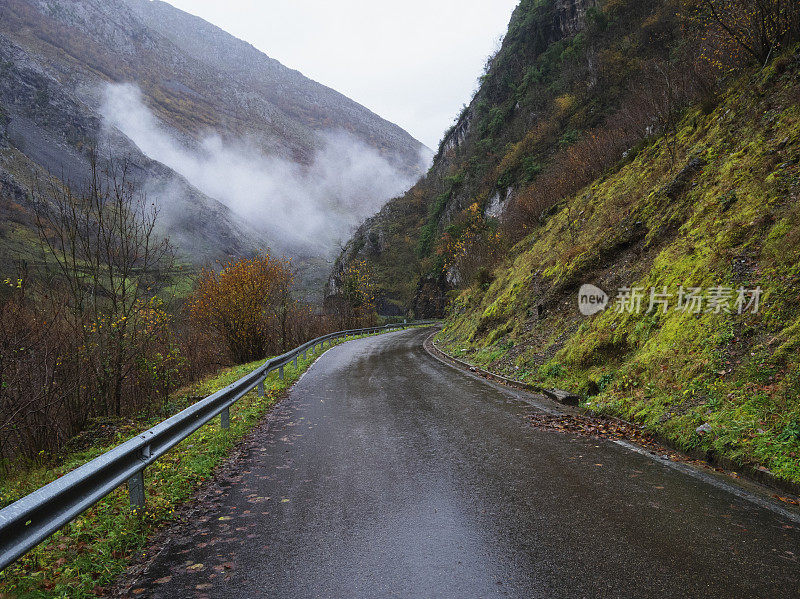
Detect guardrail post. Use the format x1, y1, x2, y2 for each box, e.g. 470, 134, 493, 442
128, 470, 145, 511
257, 379, 265, 397
279, 366, 284, 380
302, 349, 307, 360
221, 406, 230, 429
293, 355, 298, 369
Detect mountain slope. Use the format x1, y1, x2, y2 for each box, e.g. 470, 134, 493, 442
437, 53, 800, 484
123, 0, 425, 172
0, 0, 427, 289
0, 0, 425, 167
327, 0, 606, 313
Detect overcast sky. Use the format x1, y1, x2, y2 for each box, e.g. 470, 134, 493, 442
160, 0, 520, 149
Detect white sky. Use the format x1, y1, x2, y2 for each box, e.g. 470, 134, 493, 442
160, 0, 520, 149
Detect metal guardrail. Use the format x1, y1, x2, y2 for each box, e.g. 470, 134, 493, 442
0, 320, 438, 572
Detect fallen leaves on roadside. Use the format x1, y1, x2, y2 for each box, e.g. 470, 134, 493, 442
526, 412, 706, 468
528, 412, 652, 444
773, 494, 800, 506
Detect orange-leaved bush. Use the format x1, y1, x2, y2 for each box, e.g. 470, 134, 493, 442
189, 254, 294, 363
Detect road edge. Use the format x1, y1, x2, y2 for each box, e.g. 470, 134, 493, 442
423, 329, 800, 503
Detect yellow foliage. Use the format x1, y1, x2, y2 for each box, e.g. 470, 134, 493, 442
554, 94, 577, 117
189, 253, 294, 362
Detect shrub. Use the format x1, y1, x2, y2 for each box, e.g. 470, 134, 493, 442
189, 254, 294, 363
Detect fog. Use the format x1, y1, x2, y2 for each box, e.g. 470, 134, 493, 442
100, 83, 427, 255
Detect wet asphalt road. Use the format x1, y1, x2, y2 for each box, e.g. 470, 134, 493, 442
131, 328, 800, 598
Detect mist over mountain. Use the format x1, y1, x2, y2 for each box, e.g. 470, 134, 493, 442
0, 0, 428, 290
101, 82, 425, 257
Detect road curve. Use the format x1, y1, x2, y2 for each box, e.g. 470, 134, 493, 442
129, 327, 800, 598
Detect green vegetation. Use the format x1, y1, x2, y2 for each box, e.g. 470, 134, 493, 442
437, 53, 800, 484
417, 174, 465, 258
417, 193, 451, 257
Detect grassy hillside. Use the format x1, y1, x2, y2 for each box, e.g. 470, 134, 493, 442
437, 52, 800, 483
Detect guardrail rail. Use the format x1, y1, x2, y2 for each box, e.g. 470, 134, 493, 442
0, 320, 438, 571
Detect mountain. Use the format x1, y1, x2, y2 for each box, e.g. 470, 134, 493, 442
123, 0, 425, 172
327, 0, 602, 315
0, 0, 427, 291
329, 0, 800, 483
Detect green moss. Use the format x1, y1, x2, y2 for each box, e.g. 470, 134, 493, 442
441, 56, 800, 484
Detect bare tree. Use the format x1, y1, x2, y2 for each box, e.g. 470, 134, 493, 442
622, 58, 698, 169
33, 154, 174, 417
0, 293, 78, 464
699, 0, 800, 65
